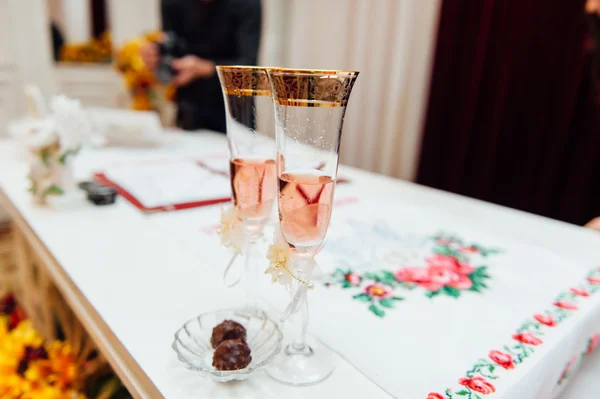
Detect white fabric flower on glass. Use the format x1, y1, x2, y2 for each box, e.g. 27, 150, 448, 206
265, 227, 294, 289
217, 206, 244, 254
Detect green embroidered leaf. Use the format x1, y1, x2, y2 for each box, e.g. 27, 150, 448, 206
353, 293, 372, 302
434, 246, 457, 256
364, 272, 381, 282
391, 296, 404, 301
456, 391, 469, 396
426, 290, 441, 298
471, 266, 490, 278
379, 298, 394, 308
341, 281, 351, 289
380, 270, 398, 285
334, 268, 345, 275
381, 270, 396, 280
368, 304, 385, 317
469, 285, 481, 293
443, 286, 461, 298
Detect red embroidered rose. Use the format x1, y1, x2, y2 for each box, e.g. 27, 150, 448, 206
423, 266, 472, 291
570, 288, 589, 297
344, 272, 361, 286
534, 314, 556, 327
458, 376, 496, 395
427, 393, 444, 399
513, 332, 543, 345
489, 350, 514, 369
587, 333, 600, 354
426, 254, 475, 275
364, 283, 391, 299
394, 267, 430, 283
553, 301, 578, 310
587, 276, 600, 285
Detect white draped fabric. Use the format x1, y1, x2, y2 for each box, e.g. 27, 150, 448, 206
260, 0, 442, 181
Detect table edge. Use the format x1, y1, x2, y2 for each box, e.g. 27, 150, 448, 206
0, 189, 165, 399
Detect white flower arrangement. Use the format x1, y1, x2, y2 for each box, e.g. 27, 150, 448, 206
25, 95, 91, 204
217, 206, 245, 254
50, 95, 92, 151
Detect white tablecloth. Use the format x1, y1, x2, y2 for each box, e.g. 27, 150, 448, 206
1, 131, 599, 399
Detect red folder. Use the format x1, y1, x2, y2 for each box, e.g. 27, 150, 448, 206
93, 170, 231, 214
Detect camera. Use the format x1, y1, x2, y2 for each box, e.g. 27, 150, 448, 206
156, 32, 187, 84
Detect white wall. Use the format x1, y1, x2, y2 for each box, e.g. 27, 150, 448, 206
108, 0, 161, 49
0, 0, 57, 134
62, 0, 91, 43
260, 0, 442, 181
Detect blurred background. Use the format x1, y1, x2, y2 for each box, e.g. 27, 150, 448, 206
0, 0, 598, 226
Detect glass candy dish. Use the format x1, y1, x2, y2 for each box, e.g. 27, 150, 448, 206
172, 309, 283, 382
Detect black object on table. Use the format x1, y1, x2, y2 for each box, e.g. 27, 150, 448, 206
78, 181, 118, 206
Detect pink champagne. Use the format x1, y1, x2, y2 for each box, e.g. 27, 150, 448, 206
230, 158, 276, 221
278, 171, 335, 252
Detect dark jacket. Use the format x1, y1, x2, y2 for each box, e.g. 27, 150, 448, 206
161, 0, 261, 132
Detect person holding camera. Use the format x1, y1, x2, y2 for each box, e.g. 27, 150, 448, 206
141, 0, 262, 133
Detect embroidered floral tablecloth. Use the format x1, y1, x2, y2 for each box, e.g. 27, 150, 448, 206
300, 197, 598, 399
158, 186, 600, 399
311, 200, 598, 398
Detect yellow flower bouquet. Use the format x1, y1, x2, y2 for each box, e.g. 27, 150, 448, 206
0, 295, 86, 399
115, 32, 176, 113
60, 32, 112, 64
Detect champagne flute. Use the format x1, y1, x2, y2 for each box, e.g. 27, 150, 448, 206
265, 67, 359, 386
216, 66, 276, 314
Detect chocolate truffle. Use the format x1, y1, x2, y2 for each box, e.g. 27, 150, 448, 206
210, 320, 247, 348
212, 338, 252, 371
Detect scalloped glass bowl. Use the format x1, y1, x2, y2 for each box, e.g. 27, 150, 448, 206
172, 309, 283, 382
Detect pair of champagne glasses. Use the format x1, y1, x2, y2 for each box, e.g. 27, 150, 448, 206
216, 66, 359, 386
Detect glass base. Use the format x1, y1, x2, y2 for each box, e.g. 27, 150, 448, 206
266, 337, 334, 386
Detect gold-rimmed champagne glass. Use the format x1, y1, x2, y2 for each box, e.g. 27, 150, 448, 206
265, 67, 359, 385
216, 66, 276, 314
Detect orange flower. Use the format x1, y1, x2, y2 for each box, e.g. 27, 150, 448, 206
45, 342, 81, 390
131, 93, 154, 111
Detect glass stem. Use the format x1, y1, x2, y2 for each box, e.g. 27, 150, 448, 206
243, 225, 261, 312
290, 256, 314, 352
292, 289, 309, 351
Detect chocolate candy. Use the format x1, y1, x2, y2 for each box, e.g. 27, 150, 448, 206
212, 338, 252, 371
210, 320, 247, 349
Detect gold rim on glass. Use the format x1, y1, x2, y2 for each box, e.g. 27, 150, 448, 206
216, 65, 271, 97
265, 67, 360, 76
266, 68, 359, 107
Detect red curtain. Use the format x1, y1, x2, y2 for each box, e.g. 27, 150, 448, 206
418, 0, 600, 226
